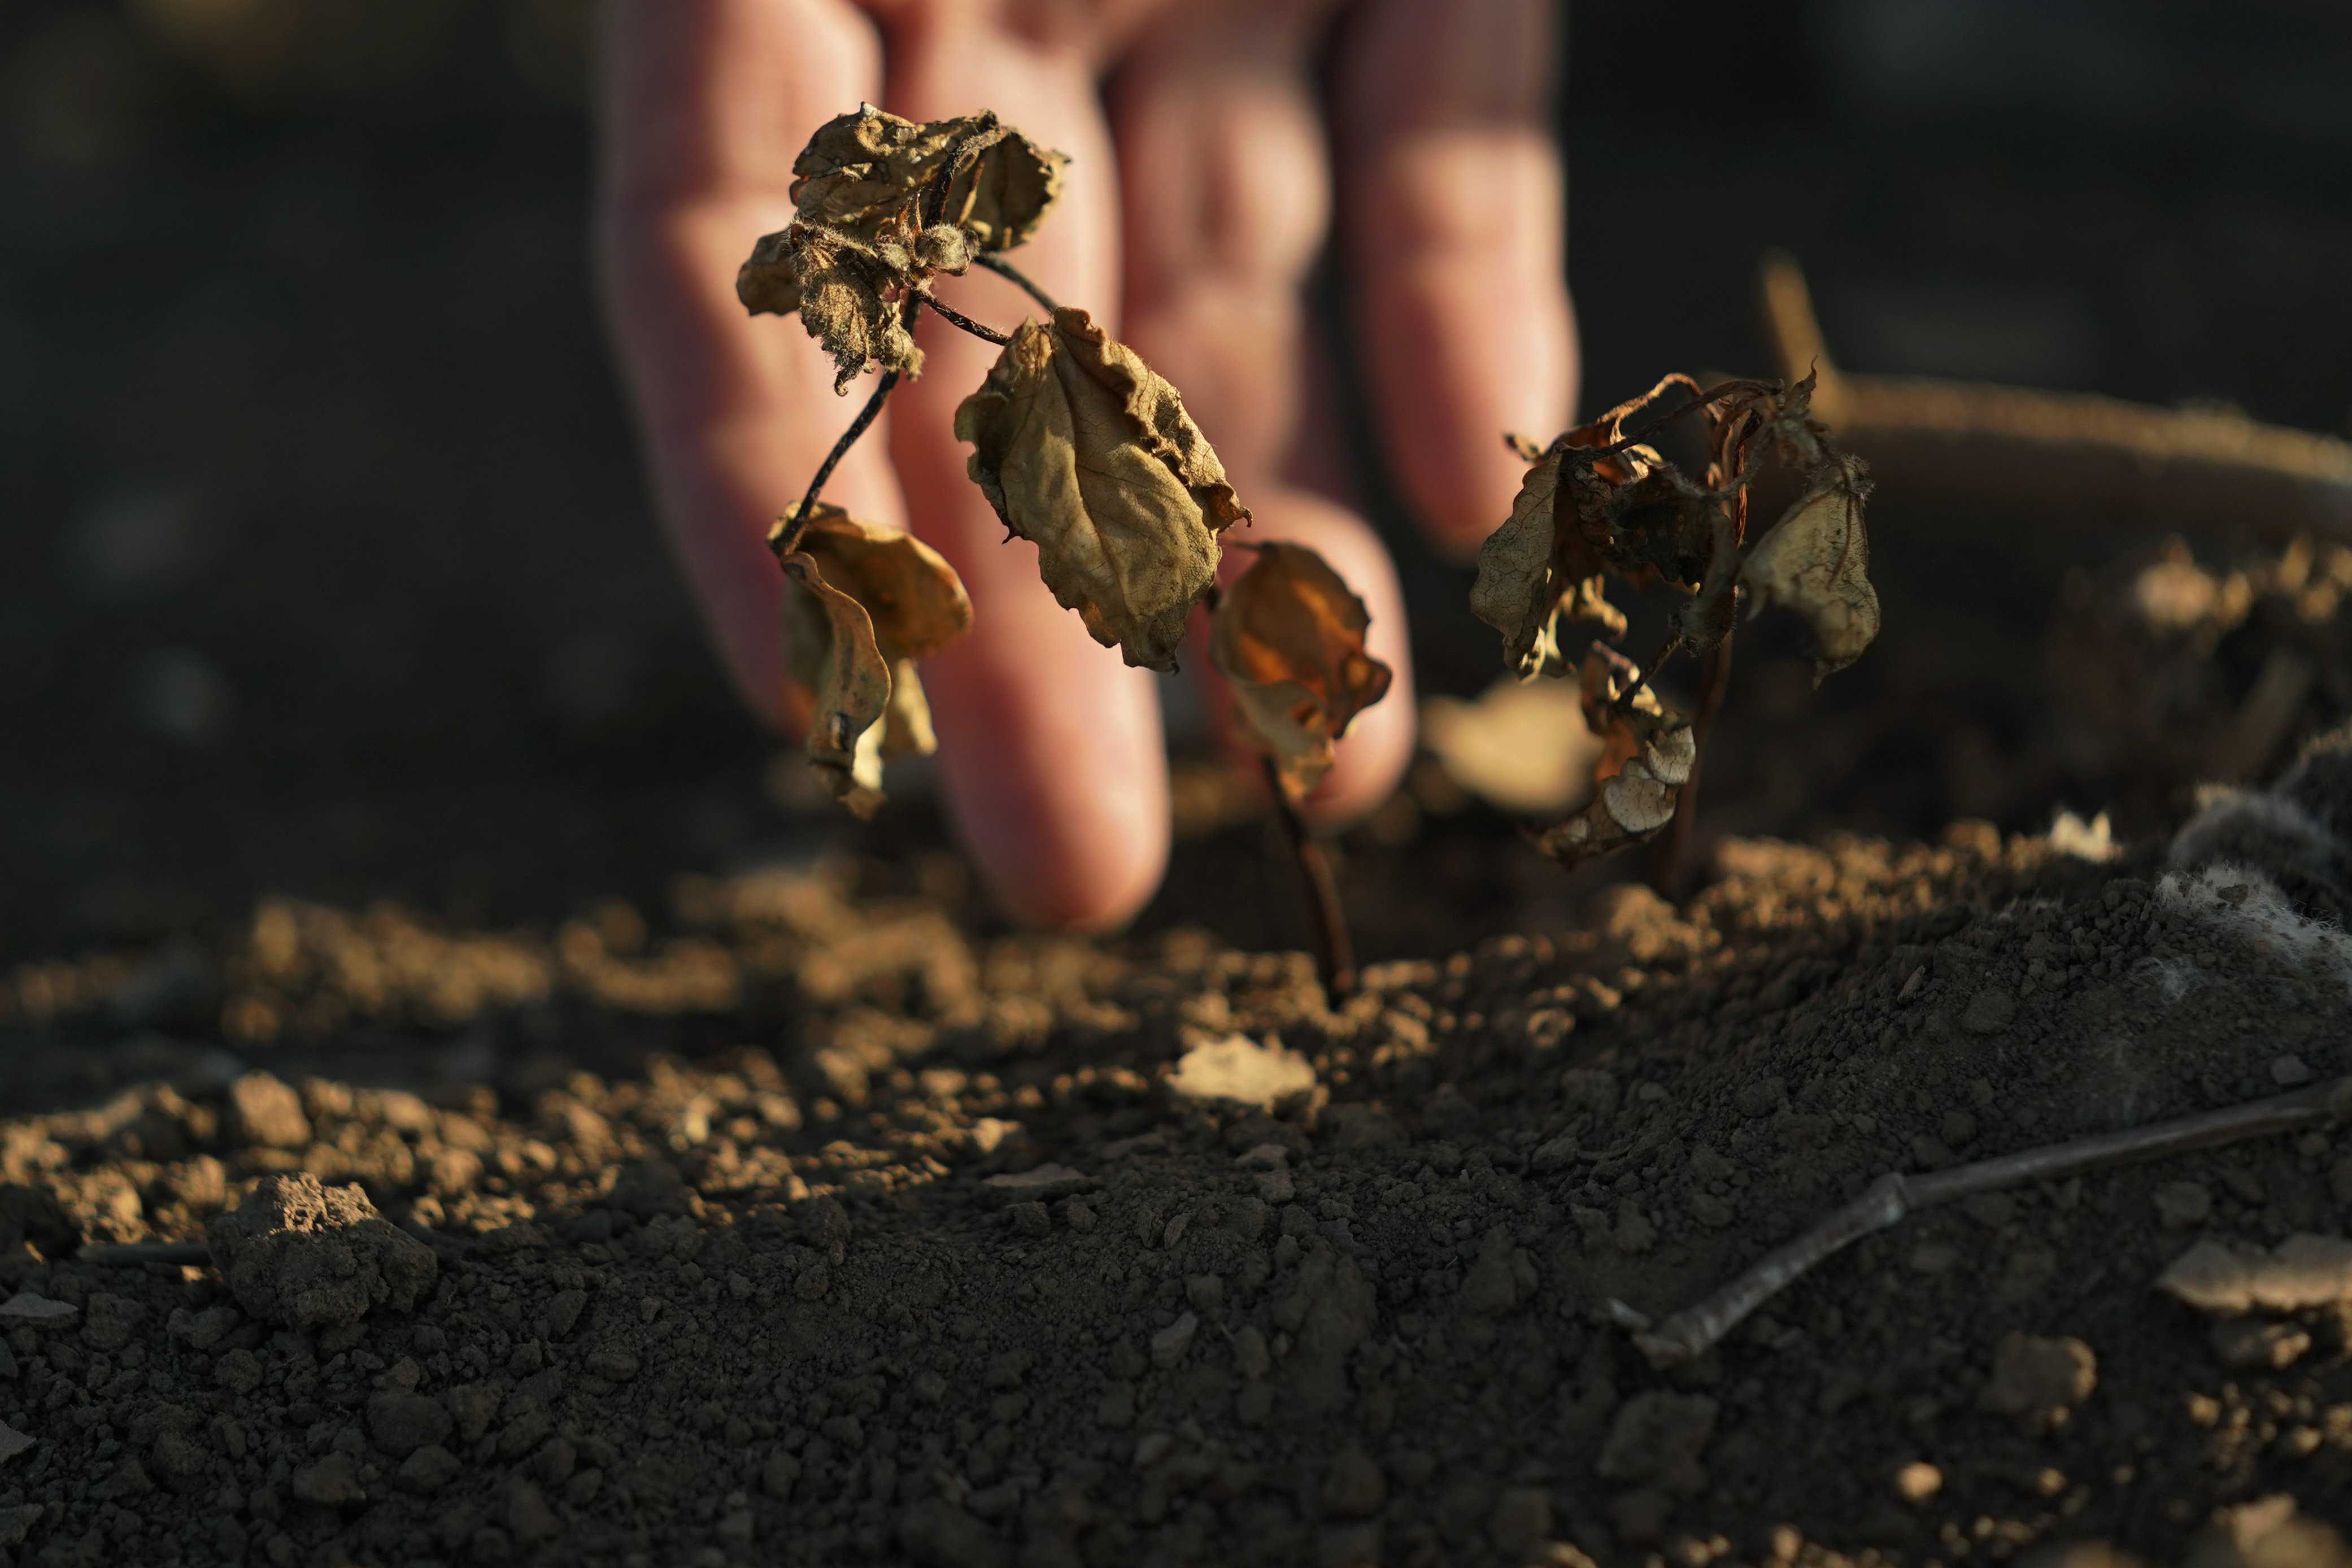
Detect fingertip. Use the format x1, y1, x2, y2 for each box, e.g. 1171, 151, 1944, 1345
943, 707, 1171, 933
917, 532, 1173, 934
986, 796, 1171, 933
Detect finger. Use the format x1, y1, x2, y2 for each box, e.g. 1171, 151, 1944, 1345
1109, 0, 1413, 824
595, 0, 905, 731
1105, 0, 1339, 484
1333, 0, 1578, 557
874, 9, 1170, 930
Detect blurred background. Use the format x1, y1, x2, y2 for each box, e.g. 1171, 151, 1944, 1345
4, 0, 2351, 966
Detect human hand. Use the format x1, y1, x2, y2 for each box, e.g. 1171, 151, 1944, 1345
596, 0, 1576, 929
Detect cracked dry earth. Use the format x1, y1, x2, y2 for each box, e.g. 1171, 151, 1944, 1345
2, 826, 2351, 1568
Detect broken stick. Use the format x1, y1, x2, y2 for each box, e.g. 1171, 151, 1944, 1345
1759, 252, 2352, 543
1634, 1074, 2352, 1368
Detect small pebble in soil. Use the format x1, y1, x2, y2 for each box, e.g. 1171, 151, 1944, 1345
1150, 1312, 1198, 1367
2211, 1318, 2312, 1370
2154, 1181, 2214, 1231
1980, 1333, 2097, 1418
1894, 1461, 1943, 1502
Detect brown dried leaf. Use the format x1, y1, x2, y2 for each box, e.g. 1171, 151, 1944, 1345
1534, 645, 1695, 868
739, 108, 1065, 391
1740, 453, 1880, 683
781, 552, 892, 818
738, 225, 921, 394
778, 513, 972, 818
1601, 464, 1714, 589
1209, 543, 1395, 798
954, 306, 1248, 672
793, 506, 973, 662
788, 106, 1066, 252
1469, 437, 1625, 680
1469, 447, 1567, 678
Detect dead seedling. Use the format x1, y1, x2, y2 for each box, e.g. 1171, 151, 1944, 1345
1472, 371, 1881, 890
737, 107, 1392, 987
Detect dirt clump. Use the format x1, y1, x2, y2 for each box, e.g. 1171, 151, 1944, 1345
206, 1172, 438, 1330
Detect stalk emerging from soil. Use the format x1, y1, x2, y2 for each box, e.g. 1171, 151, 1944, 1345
1260, 754, 1356, 998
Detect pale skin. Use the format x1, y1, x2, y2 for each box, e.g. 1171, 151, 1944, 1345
597, 0, 1576, 930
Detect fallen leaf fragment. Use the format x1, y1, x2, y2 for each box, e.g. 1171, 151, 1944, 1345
1209, 542, 1393, 796
1166, 1033, 1316, 1110
955, 307, 1248, 670
1741, 452, 1880, 682
1534, 645, 1695, 868
779, 509, 972, 818
1420, 677, 1605, 815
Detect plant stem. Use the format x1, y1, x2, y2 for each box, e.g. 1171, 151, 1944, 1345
972, 252, 1060, 313
916, 291, 1011, 345
1261, 755, 1356, 999
1648, 629, 1733, 899
769, 369, 900, 560
769, 291, 927, 559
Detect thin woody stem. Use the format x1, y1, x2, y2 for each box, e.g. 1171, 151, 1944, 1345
972, 252, 1060, 313
1260, 754, 1356, 999
770, 369, 899, 560
770, 295, 924, 560
1648, 629, 1733, 899
916, 292, 1011, 345
1632, 1074, 2352, 1368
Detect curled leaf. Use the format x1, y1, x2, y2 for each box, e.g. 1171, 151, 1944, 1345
782, 553, 892, 818
1209, 543, 1394, 798
1740, 453, 1880, 683
739, 223, 921, 393
1469, 430, 1630, 680
792, 506, 973, 662
787, 106, 1065, 253
1534, 645, 1695, 868
954, 306, 1248, 671
1601, 464, 1714, 589
780, 509, 974, 817
738, 108, 1067, 391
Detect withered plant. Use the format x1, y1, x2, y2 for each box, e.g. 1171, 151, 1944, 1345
1470, 373, 1882, 886
737, 108, 1391, 986
738, 110, 1883, 979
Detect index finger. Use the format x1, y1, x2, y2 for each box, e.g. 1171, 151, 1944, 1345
596, 0, 904, 729
1332, 0, 1578, 557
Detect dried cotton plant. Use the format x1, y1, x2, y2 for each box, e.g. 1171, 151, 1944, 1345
737, 108, 1392, 985
1473, 372, 1883, 885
